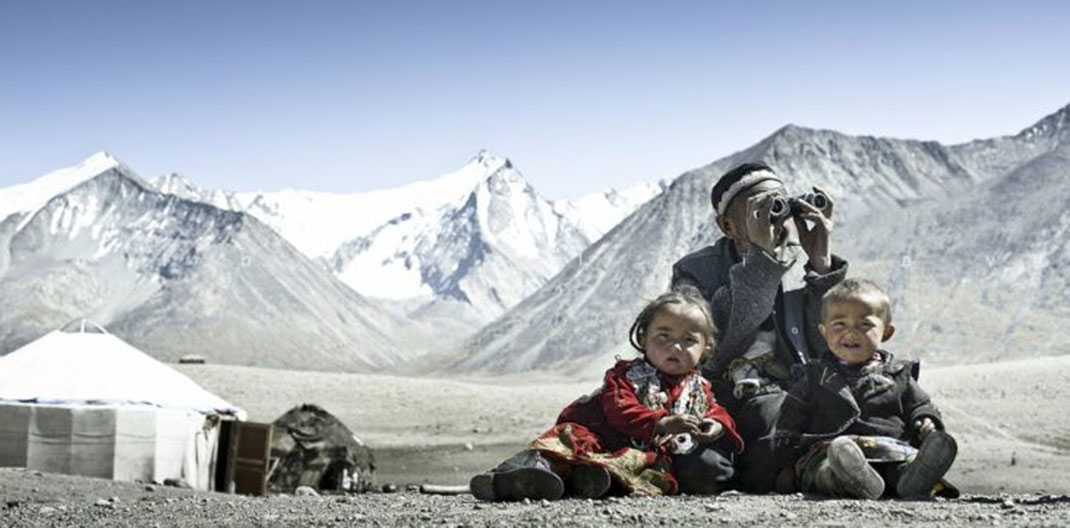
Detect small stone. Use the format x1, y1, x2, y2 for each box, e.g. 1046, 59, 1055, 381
719, 490, 742, 497
145, 485, 156, 492
523, 498, 531, 505
381, 483, 398, 493
108, 496, 120, 503
464, 442, 474, 451
94, 499, 113, 508
39, 506, 57, 515
540, 499, 550, 507
295, 486, 319, 497
473, 503, 484, 510
1001, 499, 1015, 509
31, 487, 39, 493
163, 478, 192, 489
33, 471, 42, 477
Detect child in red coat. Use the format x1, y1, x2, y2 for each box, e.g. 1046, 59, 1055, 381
471, 286, 743, 501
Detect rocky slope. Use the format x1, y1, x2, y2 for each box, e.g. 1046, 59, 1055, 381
452, 103, 1070, 375
0, 163, 414, 371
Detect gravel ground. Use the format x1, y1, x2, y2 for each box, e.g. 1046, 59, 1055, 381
2, 468, 1069, 527
5, 357, 1065, 526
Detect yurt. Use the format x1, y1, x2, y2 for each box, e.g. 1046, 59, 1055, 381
0, 320, 245, 490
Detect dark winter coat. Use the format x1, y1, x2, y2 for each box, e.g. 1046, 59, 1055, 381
671, 238, 848, 382
772, 350, 944, 470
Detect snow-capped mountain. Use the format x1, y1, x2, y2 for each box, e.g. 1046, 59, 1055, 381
448, 103, 1070, 377
0, 157, 419, 371
152, 152, 522, 261
328, 156, 592, 320
554, 182, 665, 242
0, 152, 125, 227
154, 152, 660, 322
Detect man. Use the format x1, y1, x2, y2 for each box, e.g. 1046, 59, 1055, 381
671, 161, 847, 492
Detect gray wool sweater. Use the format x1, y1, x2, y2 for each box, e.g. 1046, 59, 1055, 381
671, 237, 848, 382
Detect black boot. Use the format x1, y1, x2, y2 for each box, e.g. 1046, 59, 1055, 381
469, 450, 564, 502
896, 431, 957, 499
566, 464, 611, 499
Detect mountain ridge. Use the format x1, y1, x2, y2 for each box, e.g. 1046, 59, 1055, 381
446, 102, 1070, 376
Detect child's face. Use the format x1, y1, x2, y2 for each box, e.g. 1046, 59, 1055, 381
819, 296, 895, 364
643, 303, 711, 376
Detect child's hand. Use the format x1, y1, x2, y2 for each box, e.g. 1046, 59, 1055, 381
656, 414, 700, 436
914, 417, 937, 440
793, 186, 834, 273
692, 419, 724, 444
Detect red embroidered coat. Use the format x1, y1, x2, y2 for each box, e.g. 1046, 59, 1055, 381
555, 358, 744, 454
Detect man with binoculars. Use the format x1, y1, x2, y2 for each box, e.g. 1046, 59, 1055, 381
671, 161, 848, 493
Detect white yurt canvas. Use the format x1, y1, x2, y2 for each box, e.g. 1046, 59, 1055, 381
0, 320, 245, 490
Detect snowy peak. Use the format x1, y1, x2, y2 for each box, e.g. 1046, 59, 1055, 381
208, 151, 512, 260
152, 172, 198, 197
555, 182, 663, 241
0, 152, 125, 223
472, 161, 556, 259
470, 149, 512, 172
330, 156, 591, 320
151, 173, 246, 212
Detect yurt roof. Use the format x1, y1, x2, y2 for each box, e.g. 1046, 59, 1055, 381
0, 323, 245, 419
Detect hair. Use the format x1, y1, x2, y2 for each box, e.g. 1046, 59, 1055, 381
821, 279, 893, 325
628, 284, 718, 361
709, 161, 775, 214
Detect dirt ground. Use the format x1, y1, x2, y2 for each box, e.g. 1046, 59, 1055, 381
2, 356, 1067, 527
2, 468, 1069, 527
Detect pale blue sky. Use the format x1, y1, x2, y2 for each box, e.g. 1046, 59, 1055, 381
1, 1, 1068, 199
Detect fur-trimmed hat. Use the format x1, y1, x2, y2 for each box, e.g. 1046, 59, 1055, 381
710, 162, 782, 216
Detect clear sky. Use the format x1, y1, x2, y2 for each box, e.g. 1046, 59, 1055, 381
2, 1, 1068, 199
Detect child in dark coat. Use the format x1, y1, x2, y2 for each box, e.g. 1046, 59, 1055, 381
470, 286, 743, 501
773, 279, 957, 499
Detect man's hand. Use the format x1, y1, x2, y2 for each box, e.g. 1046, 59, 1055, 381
744, 192, 780, 256
692, 419, 724, 444
793, 186, 834, 273
914, 417, 937, 440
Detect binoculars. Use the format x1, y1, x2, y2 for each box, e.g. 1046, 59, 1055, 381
769, 191, 830, 221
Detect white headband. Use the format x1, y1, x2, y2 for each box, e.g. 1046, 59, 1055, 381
715, 170, 782, 216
